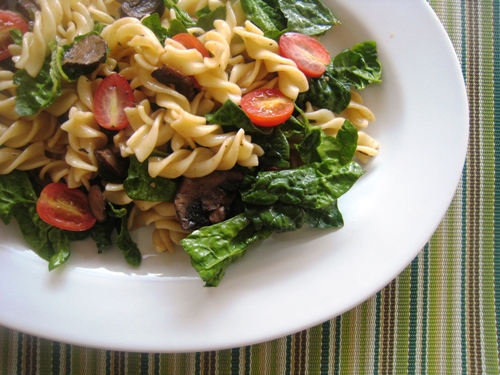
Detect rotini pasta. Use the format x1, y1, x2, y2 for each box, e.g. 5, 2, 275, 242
0, 0, 382, 276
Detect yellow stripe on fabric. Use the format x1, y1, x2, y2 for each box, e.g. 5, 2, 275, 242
475, 2, 500, 374
307, 323, 322, 374
428, 228, 447, 375
395, 267, 411, 375
362, 295, 377, 375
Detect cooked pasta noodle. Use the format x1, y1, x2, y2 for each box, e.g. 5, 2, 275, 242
0, 0, 381, 260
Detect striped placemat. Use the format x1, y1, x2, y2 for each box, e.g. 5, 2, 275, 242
1, 0, 499, 374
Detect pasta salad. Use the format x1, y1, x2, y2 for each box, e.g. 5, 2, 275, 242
0, 0, 381, 286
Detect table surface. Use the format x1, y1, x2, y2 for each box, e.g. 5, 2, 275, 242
1, 0, 499, 374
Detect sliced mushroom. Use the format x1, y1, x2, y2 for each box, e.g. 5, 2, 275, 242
174, 169, 246, 230
62, 34, 108, 79
15, 0, 39, 21
93, 148, 130, 184
120, 0, 165, 19
152, 66, 197, 101
88, 185, 107, 223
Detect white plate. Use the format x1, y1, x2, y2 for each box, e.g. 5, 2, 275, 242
0, 0, 468, 352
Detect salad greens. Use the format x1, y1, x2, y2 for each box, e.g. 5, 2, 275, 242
0, 0, 382, 286
0, 171, 141, 269
181, 120, 364, 286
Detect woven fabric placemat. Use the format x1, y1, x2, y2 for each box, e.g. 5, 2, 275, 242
1, 0, 499, 374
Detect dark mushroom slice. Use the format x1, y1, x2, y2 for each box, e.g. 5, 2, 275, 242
88, 185, 107, 223
62, 34, 108, 79
152, 66, 197, 101
174, 169, 246, 230
93, 148, 130, 184
15, 0, 39, 22
120, 0, 165, 19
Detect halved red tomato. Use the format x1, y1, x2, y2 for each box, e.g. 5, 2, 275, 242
171, 33, 210, 58
279, 32, 331, 78
36, 183, 97, 232
94, 74, 135, 130
241, 88, 294, 127
0, 10, 29, 61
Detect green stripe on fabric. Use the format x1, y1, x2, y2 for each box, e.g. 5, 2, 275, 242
373, 292, 381, 375
320, 320, 330, 375
307, 323, 322, 375
476, 3, 500, 374
421, 245, 429, 375
459, 0, 468, 371
339, 310, 350, 374
333, 316, 341, 375
395, 267, 411, 375
408, 256, 419, 375
427, 234, 441, 375
493, 0, 500, 369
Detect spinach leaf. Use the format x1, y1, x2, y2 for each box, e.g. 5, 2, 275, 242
297, 120, 358, 165
251, 128, 290, 169
196, 6, 227, 31
0, 171, 72, 269
14, 42, 62, 117
205, 99, 272, 135
123, 155, 177, 202
164, 0, 196, 28
277, 0, 339, 36
0, 170, 37, 224
296, 41, 382, 113
115, 213, 142, 267
329, 41, 382, 90
240, 0, 287, 38
241, 0, 338, 37
296, 75, 351, 113
241, 159, 363, 220
246, 203, 305, 232
181, 214, 272, 286
142, 13, 170, 44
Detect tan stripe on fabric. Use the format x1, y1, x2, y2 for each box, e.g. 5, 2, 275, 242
465, 1, 483, 374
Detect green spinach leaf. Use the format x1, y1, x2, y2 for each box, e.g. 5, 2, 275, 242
123, 155, 177, 202
277, 0, 339, 36
181, 214, 271, 286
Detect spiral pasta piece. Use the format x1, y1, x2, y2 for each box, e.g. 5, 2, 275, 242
128, 201, 191, 253
60, 107, 108, 188
0, 142, 51, 174
234, 21, 309, 100
148, 128, 263, 178
0, 112, 57, 148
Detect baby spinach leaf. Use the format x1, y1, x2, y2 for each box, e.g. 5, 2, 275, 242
123, 155, 177, 202
296, 41, 382, 114
205, 99, 273, 134
328, 41, 382, 90
0, 171, 72, 269
240, 0, 287, 38
142, 13, 170, 44
181, 214, 272, 286
251, 128, 290, 169
241, 0, 338, 37
246, 203, 306, 232
297, 120, 358, 165
164, 0, 196, 28
115, 215, 142, 267
196, 6, 227, 31
14, 42, 62, 116
277, 0, 339, 36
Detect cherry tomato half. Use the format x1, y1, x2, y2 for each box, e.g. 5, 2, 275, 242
0, 11, 29, 61
171, 33, 210, 58
36, 183, 97, 232
279, 32, 331, 78
93, 74, 135, 130
241, 88, 294, 127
